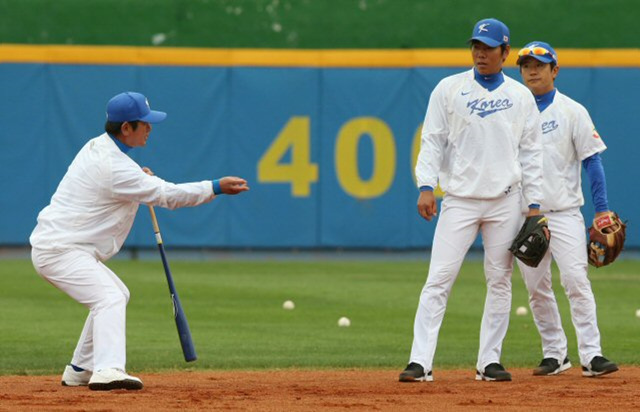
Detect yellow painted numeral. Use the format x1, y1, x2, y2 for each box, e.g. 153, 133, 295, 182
335, 117, 396, 199
258, 117, 318, 197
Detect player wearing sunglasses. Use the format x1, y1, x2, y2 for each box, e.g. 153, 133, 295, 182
517, 42, 619, 377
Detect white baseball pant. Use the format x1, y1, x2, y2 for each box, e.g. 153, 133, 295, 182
31, 248, 130, 372
409, 190, 521, 372
517, 208, 602, 366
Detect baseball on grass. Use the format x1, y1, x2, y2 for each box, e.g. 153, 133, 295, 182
338, 316, 351, 327
282, 300, 295, 310
635, 309, 640, 318
516, 306, 528, 316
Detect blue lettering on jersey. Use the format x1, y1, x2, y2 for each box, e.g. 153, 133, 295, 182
467, 97, 513, 118
542, 120, 559, 134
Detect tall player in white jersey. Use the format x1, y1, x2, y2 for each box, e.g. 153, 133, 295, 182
516, 42, 619, 377
399, 18, 544, 383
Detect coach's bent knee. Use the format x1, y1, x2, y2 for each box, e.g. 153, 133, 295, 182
91, 289, 128, 312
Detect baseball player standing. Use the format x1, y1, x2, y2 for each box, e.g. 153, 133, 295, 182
30, 92, 249, 390
399, 18, 544, 383
516, 42, 619, 377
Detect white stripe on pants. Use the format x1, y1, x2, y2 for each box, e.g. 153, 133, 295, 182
409, 191, 521, 372
31, 248, 130, 371
517, 208, 601, 366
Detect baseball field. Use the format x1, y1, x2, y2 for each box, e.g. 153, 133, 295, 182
1, 256, 639, 410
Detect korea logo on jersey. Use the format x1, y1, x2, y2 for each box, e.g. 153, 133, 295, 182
542, 120, 559, 134
467, 97, 513, 118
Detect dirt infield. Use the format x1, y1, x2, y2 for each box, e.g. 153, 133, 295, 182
1, 367, 639, 411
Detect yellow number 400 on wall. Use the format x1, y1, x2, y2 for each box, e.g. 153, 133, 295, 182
258, 116, 443, 199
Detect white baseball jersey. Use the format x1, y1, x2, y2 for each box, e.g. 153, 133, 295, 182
30, 133, 215, 261
415, 69, 543, 205
535, 91, 607, 212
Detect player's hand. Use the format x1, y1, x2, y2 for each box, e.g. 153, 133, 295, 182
526, 207, 541, 217
219, 176, 250, 195
595, 210, 614, 233
142, 167, 154, 176
527, 207, 550, 240
417, 190, 437, 221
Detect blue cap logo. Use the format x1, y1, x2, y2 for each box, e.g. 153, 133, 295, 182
469, 18, 510, 47
106, 92, 167, 123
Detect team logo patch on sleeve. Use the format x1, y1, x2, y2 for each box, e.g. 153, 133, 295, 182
592, 127, 601, 139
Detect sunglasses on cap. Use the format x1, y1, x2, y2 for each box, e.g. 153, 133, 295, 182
517, 46, 553, 58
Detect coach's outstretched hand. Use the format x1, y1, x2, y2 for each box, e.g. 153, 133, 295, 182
219, 176, 250, 195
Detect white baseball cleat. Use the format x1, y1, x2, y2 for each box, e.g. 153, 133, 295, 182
88, 368, 143, 391
61, 364, 92, 386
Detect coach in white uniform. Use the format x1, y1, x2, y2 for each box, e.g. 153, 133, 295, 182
399, 18, 544, 383
516, 42, 618, 377
30, 92, 249, 390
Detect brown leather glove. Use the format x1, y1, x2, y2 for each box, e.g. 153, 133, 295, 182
587, 211, 626, 268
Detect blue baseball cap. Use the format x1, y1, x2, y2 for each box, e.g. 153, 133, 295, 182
106, 92, 167, 123
469, 18, 510, 47
516, 41, 558, 65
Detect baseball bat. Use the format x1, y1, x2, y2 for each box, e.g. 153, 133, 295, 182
148, 205, 197, 362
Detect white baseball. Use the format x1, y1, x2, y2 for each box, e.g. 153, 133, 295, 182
338, 316, 351, 327
516, 306, 528, 316
282, 300, 295, 310
635, 309, 640, 318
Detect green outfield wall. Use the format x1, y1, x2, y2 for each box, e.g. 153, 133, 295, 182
1, 0, 639, 48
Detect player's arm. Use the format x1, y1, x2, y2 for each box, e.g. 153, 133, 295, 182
518, 95, 544, 209
583, 153, 625, 266
142, 167, 248, 199
574, 105, 610, 219
415, 83, 449, 221
111, 156, 235, 209
582, 153, 610, 217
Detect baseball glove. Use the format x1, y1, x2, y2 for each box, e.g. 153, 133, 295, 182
509, 215, 550, 268
587, 211, 626, 268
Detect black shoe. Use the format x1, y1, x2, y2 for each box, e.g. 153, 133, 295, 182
476, 363, 512, 381
399, 362, 433, 382
582, 356, 619, 377
533, 357, 572, 376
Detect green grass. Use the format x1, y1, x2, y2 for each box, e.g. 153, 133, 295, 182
1, 258, 639, 375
